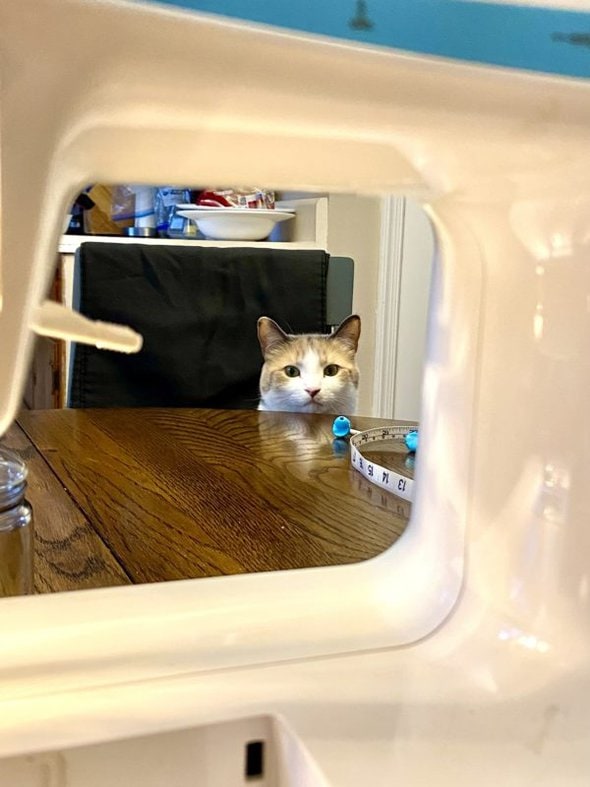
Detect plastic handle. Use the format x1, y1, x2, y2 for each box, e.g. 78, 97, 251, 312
31, 300, 143, 353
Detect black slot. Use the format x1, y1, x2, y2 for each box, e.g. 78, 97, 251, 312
245, 740, 265, 780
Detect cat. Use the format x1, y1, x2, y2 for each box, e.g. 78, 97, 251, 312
257, 315, 361, 414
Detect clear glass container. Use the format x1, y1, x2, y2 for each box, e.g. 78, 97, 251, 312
0, 447, 33, 596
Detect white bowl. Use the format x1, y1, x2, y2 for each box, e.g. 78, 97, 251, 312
177, 207, 294, 241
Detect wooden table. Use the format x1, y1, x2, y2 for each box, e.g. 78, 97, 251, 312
5, 409, 414, 594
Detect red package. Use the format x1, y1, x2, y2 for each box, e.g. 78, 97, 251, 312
196, 188, 275, 209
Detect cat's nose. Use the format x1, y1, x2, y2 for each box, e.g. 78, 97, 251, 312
305, 388, 321, 399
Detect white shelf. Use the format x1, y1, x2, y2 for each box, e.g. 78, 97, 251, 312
58, 237, 324, 254
58, 197, 328, 254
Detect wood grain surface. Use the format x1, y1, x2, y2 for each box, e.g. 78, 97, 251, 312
12, 408, 415, 593
2, 423, 131, 593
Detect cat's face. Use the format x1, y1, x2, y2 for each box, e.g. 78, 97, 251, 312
257, 315, 361, 415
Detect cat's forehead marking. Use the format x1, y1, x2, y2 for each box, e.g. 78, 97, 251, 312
300, 346, 324, 374
266, 333, 355, 371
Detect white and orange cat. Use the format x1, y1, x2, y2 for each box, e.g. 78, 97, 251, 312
257, 315, 361, 414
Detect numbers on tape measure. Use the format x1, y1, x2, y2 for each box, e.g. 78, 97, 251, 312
347, 424, 416, 502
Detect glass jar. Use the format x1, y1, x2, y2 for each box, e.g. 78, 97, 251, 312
0, 448, 33, 596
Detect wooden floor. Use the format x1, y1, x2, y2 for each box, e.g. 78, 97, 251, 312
3, 408, 414, 595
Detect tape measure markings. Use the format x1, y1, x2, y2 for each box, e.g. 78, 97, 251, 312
349, 425, 415, 502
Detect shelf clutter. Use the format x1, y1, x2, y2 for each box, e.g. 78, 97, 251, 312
62, 185, 328, 251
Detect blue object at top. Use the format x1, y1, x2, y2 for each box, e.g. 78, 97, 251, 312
332, 416, 352, 438
141, 0, 590, 79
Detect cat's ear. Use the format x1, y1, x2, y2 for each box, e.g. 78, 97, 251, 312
257, 317, 289, 356
331, 314, 361, 351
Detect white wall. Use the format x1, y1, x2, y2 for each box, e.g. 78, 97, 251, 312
392, 199, 435, 421
327, 194, 434, 421
327, 193, 382, 416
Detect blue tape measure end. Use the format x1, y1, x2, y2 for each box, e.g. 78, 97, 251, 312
404, 430, 419, 453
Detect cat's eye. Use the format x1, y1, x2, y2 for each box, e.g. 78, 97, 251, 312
284, 365, 300, 378
324, 364, 340, 377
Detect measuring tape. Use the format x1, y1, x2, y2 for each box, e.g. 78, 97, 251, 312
332, 416, 417, 502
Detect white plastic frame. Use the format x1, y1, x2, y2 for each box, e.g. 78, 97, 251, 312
1, 2, 590, 782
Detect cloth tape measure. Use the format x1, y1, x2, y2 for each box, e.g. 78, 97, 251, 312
332, 416, 417, 503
